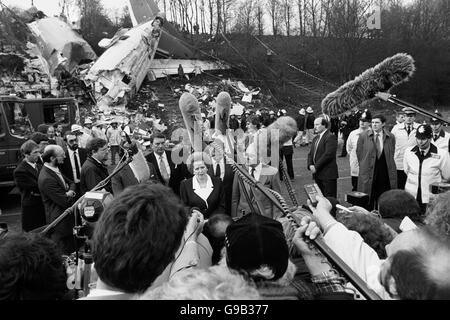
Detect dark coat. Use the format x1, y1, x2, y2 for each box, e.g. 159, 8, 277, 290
59, 148, 87, 182
111, 161, 158, 195
179, 175, 226, 218
38, 165, 76, 252
229, 118, 239, 130
305, 114, 315, 129
146, 150, 191, 195
307, 130, 338, 180
13, 160, 46, 231
207, 159, 234, 215
295, 114, 306, 131
80, 157, 112, 195
356, 129, 397, 197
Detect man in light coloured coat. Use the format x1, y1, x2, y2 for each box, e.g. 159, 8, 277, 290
346, 110, 371, 191
391, 107, 420, 189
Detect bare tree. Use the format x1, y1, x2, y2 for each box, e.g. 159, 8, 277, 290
267, 0, 281, 36
281, 0, 294, 36
255, 1, 265, 35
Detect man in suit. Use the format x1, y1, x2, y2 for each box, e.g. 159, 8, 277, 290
30, 132, 49, 165
145, 132, 191, 195
59, 131, 87, 198
307, 116, 338, 198
206, 145, 234, 215
38, 145, 77, 254
357, 114, 397, 210
231, 139, 283, 220
80, 138, 112, 195
13, 140, 47, 232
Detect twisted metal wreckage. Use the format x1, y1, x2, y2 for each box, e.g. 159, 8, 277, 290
0, 0, 230, 112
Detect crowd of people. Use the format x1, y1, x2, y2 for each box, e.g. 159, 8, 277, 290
1, 97, 450, 301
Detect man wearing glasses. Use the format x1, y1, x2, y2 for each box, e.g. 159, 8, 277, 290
80, 138, 112, 195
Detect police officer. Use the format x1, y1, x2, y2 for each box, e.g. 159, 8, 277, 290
403, 124, 450, 214
429, 110, 450, 153
391, 107, 421, 189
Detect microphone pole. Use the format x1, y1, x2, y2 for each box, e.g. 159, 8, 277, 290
376, 92, 450, 125
40, 155, 134, 235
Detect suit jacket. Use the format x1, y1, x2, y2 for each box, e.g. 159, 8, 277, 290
13, 160, 46, 231
207, 159, 234, 215
38, 165, 76, 242
112, 161, 158, 195
179, 175, 226, 218
60, 148, 87, 182
231, 164, 283, 219
307, 130, 338, 180
146, 150, 191, 195
80, 157, 112, 195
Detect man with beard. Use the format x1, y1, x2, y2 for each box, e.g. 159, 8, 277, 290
60, 131, 87, 198
80, 138, 112, 195
38, 145, 77, 254
403, 124, 450, 214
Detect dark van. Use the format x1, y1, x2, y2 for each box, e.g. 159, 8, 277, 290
0, 96, 79, 190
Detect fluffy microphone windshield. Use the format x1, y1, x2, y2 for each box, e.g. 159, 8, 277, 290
215, 92, 231, 135
266, 116, 298, 145
179, 92, 202, 150
321, 53, 415, 116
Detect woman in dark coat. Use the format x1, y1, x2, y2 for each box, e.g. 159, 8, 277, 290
180, 152, 226, 218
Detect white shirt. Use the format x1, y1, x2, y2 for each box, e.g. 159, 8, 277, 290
25, 160, 37, 171
373, 131, 384, 155
248, 162, 263, 181
67, 148, 81, 183
192, 175, 214, 207
432, 130, 450, 152
44, 163, 67, 189
157, 152, 171, 177
211, 158, 225, 181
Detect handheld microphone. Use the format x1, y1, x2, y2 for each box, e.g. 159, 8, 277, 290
214, 92, 231, 135
321, 53, 415, 116
179, 92, 203, 152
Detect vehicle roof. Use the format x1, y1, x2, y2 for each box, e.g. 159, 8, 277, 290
0, 96, 76, 103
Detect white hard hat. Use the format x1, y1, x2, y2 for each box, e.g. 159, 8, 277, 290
299, 108, 306, 115
306, 107, 313, 113
281, 109, 287, 114
71, 124, 82, 132
201, 113, 206, 118
84, 118, 92, 124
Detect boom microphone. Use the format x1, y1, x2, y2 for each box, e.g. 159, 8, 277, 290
266, 116, 298, 145
321, 53, 415, 116
214, 92, 231, 135
179, 92, 203, 152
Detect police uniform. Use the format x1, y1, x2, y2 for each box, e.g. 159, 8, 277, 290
391, 107, 420, 189
403, 125, 450, 213
430, 110, 450, 153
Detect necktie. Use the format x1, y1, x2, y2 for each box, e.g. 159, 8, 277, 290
375, 133, 382, 158
434, 134, 439, 141
406, 125, 411, 135
421, 151, 425, 158
251, 166, 256, 178
159, 156, 169, 184
73, 151, 80, 180
215, 162, 221, 179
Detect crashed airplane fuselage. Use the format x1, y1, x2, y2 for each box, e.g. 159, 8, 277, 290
27, 17, 97, 75
84, 17, 163, 111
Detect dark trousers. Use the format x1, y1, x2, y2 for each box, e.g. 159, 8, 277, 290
369, 152, 391, 210
280, 146, 294, 179
340, 133, 349, 156
315, 178, 337, 198
351, 176, 358, 192
397, 170, 407, 189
